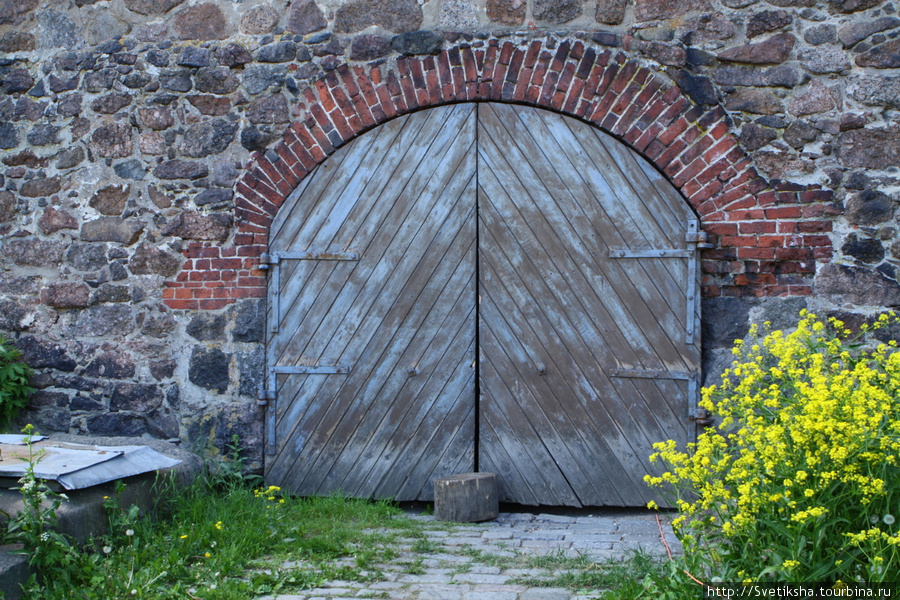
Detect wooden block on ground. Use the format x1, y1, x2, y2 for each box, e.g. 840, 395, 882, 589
434, 472, 498, 522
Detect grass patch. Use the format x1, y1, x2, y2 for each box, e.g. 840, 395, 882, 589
510, 550, 700, 599
3, 435, 695, 599
9, 471, 429, 599
410, 537, 441, 554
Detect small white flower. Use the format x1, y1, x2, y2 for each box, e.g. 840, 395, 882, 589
131, 590, 137, 596
40, 532, 49, 542
884, 514, 896, 525
126, 529, 134, 537
103, 546, 112, 554
871, 515, 880, 524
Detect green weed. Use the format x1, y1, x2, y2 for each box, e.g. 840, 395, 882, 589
13, 471, 425, 599
0, 336, 32, 432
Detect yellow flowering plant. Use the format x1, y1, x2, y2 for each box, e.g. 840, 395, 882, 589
646, 310, 900, 583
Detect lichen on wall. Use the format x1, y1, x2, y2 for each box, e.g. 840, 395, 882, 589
0, 0, 897, 469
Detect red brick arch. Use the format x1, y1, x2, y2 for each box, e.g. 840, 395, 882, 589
162, 38, 833, 310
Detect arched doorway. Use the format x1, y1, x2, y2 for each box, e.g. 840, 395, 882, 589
264, 102, 702, 507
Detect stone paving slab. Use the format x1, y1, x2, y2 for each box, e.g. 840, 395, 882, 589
257, 509, 680, 600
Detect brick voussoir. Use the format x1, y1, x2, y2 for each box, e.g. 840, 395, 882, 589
210, 40, 832, 310
507, 48, 525, 83
284, 131, 320, 172
313, 79, 337, 112
275, 144, 309, 184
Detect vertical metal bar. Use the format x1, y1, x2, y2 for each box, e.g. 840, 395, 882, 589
685, 220, 699, 346
688, 374, 699, 417
270, 255, 281, 334
265, 368, 277, 456
264, 252, 279, 456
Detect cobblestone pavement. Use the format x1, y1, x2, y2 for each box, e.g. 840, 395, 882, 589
258, 509, 681, 600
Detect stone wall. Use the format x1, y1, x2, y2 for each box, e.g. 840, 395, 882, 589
0, 0, 898, 468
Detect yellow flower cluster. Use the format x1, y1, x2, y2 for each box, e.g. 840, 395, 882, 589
645, 311, 900, 582
253, 485, 282, 501
253, 484, 287, 507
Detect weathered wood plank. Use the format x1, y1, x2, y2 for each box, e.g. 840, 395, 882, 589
483, 104, 689, 366
267, 105, 478, 500
271, 107, 468, 364
557, 115, 692, 339
477, 103, 697, 506
321, 234, 477, 496
283, 139, 476, 494
478, 203, 652, 505
478, 105, 682, 369
267, 102, 699, 508
268, 105, 476, 458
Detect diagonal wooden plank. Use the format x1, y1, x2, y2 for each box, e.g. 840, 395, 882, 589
271, 106, 473, 365
476, 175, 688, 495
386, 323, 477, 500
509, 105, 691, 332
274, 107, 476, 367
270, 114, 421, 335
270, 115, 405, 251
479, 104, 689, 368
267, 106, 478, 498
276, 149, 477, 492
478, 218, 652, 505
562, 120, 693, 344
320, 228, 477, 497
477, 103, 698, 506
268, 106, 478, 446
480, 109, 697, 453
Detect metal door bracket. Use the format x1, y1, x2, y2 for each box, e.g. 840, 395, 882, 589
276, 251, 360, 261
608, 249, 692, 259
257, 385, 275, 406
269, 365, 351, 375
611, 368, 700, 422
267, 249, 360, 334
610, 368, 694, 380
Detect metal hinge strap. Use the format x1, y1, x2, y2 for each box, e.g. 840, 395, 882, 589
270, 365, 351, 375
610, 368, 695, 380
683, 220, 713, 345
608, 249, 692, 259
274, 251, 360, 261
610, 368, 701, 423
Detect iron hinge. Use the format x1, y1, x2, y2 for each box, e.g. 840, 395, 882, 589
270, 365, 351, 375
685, 223, 714, 250
685, 230, 707, 244
689, 407, 714, 427
258, 252, 278, 272
257, 385, 275, 407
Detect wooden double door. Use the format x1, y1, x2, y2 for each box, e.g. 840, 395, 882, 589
264, 103, 701, 507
